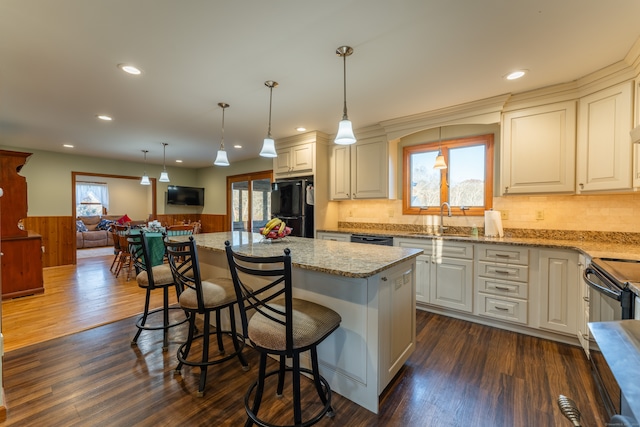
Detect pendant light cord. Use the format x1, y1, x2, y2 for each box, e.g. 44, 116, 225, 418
342, 53, 348, 120
220, 105, 226, 150
267, 84, 273, 138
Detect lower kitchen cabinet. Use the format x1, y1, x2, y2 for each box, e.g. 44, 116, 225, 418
316, 231, 350, 242
538, 248, 579, 336
396, 238, 473, 312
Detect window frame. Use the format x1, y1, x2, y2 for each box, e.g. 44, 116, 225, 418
402, 133, 494, 216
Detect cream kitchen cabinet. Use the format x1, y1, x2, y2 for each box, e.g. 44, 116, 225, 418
396, 238, 473, 312
538, 248, 579, 336
316, 231, 350, 242
577, 253, 590, 356
634, 143, 640, 188
576, 81, 634, 192
329, 136, 390, 200
501, 101, 576, 194
274, 141, 315, 178
475, 244, 530, 325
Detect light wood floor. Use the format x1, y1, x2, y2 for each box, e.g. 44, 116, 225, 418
2, 250, 173, 352
0, 253, 608, 426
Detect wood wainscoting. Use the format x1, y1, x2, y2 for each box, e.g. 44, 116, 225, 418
23, 214, 228, 267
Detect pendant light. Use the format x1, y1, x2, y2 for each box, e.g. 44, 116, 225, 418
140, 150, 151, 185
433, 127, 447, 170
259, 81, 278, 158
159, 142, 170, 182
334, 45, 356, 145
214, 102, 230, 166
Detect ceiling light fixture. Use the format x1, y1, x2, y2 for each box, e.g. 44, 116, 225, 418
334, 45, 356, 145
296, 127, 306, 132
259, 81, 278, 158
214, 102, 230, 166
140, 150, 151, 185
96, 114, 112, 121
433, 127, 447, 170
63, 144, 74, 148
505, 70, 527, 80
159, 142, 170, 182
118, 63, 142, 75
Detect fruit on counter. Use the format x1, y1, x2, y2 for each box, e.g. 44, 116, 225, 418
261, 218, 282, 235
277, 220, 287, 237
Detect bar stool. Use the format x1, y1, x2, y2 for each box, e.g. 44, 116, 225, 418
225, 241, 342, 427
129, 231, 188, 351
164, 236, 249, 397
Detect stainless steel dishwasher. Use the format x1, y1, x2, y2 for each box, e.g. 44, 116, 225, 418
349, 234, 394, 246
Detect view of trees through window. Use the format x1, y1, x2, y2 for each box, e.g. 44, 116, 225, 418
403, 134, 493, 216
76, 182, 109, 216
228, 171, 272, 232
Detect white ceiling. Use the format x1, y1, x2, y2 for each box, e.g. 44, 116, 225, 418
2, 0, 640, 168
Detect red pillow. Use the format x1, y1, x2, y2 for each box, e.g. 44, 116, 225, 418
117, 214, 132, 225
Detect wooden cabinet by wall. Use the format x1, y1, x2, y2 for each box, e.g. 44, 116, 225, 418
501, 101, 576, 194
1, 233, 44, 299
0, 149, 44, 299
576, 81, 634, 192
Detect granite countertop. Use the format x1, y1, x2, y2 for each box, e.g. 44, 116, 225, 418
318, 227, 640, 261
190, 231, 422, 279
589, 320, 640, 422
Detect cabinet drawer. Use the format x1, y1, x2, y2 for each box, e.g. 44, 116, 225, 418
478, 262, 528, 282
477, 294, 528, 325
435, 241, 473, 260
477, 245, 528, 265
477, 277, 528, 299
395, 238, 434, 255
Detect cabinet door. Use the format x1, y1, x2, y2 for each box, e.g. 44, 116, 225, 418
330, 144, 351, 200
633, 143, 640, 188
431, 256, 473, 312
501, 101, 576, 194
274, 148, 293, 175
291, 143, 314, 173
577, 81, 633, 192
415, 254, 432, 303
538, 249, 578, 335
577, 254, 590, 356
351, 137, 388, 199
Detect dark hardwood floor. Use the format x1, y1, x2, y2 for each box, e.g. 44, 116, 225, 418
1, 254, 608, 426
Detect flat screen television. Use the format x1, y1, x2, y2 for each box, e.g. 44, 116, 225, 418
167, 186, 205, 206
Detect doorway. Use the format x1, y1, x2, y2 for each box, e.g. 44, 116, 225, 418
226, 170, 272, 233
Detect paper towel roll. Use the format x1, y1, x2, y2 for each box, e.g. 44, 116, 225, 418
484, 210, 504, 237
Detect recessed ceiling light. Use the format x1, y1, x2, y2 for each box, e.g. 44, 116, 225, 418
63, 144, 74, 148
175, 159, 183, 163
296, 127, 306, 132
118, 63, 142, 75
505, 70, 527, 80
96, 114, 112, 121
233, 144, 242, 149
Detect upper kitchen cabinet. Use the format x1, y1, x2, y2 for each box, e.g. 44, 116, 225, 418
274, 140, 315, 177
329, 135, 396, 200
576, 81, 634, 192
501, 101, 576, 194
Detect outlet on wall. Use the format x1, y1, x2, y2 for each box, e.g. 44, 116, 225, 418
536, 210, 544, 220
501, 210, 509, 220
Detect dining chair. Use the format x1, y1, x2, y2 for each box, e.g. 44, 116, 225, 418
224, 241, 342, 427
114, 224, 133, 280
109, 227, 122, 273
164, 236, 249, 397
166, 224, 194, 235
129, 231, 189, 351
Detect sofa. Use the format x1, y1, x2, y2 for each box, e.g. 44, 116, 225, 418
76, 215, 121, 248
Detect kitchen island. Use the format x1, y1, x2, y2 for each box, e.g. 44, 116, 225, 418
188, 231, 422, 414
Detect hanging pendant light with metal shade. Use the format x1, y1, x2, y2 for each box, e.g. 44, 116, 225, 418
260, 81, 278, 158
140, 149, 151, 185
159, 142, 170, 182
214, 102, 230, 166
335, 45, 357, 145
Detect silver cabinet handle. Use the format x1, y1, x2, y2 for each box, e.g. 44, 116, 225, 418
381, 277, 388, 281
495, 306, 509, 311
494, 286, 511, 291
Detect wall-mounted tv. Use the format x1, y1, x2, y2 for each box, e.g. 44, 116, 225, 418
167, 185, 205, 206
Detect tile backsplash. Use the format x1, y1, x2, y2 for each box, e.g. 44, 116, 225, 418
334, 193, 640, 234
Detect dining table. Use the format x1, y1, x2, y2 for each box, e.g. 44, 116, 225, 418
128, 228, 166, 266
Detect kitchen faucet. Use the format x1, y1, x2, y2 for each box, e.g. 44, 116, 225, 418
439, 202, 451, 235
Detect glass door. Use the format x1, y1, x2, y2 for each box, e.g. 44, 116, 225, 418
227, 171, 272, 233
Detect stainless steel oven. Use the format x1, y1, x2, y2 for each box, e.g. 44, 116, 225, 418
583, 257, 637, 421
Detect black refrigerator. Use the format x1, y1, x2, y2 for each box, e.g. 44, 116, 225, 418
270, 178, 314, 238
